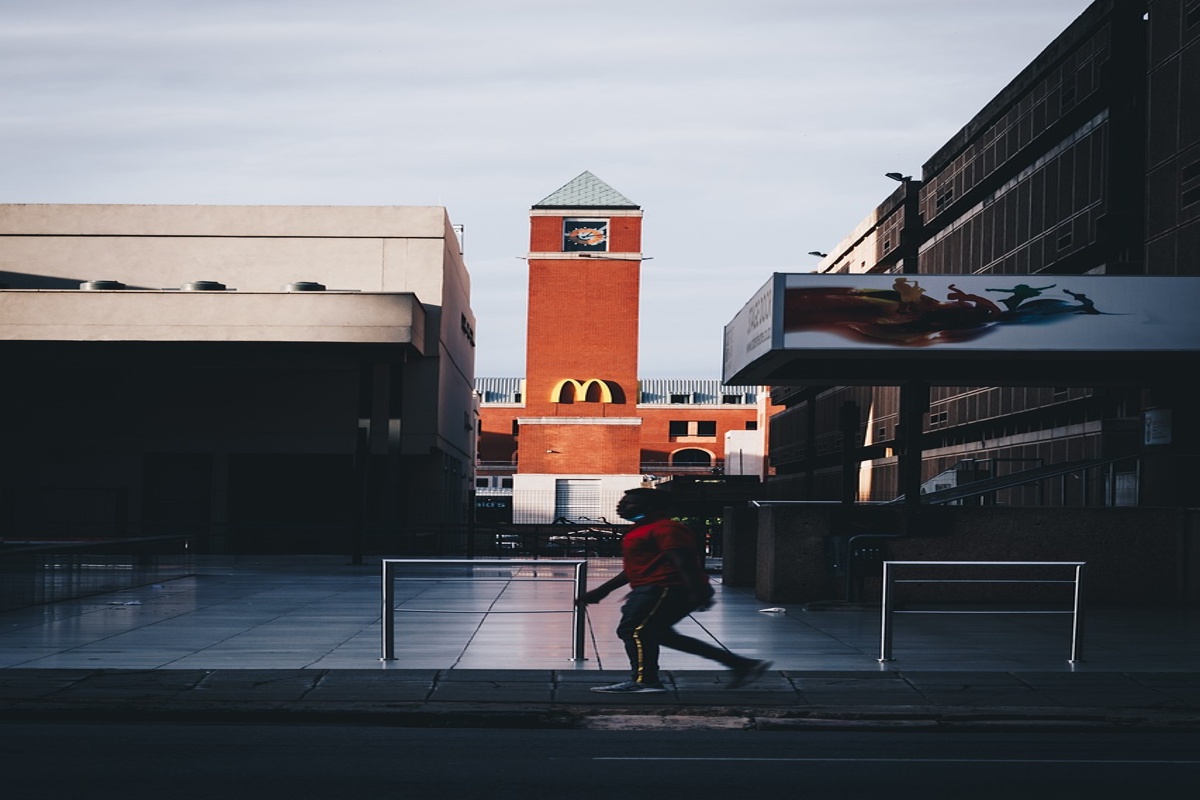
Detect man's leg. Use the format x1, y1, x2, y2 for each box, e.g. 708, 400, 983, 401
623, 586, 773, 689
615, 586, 670, 685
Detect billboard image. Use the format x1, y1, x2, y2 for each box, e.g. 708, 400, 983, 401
724, 274, 1200, 385
787, 276, 1116, 347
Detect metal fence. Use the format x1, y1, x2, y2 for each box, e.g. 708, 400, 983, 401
878, 561, 1086, 663
379, 559, 589, 662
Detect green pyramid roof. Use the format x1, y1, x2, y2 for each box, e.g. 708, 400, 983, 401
533, 171, 639, 209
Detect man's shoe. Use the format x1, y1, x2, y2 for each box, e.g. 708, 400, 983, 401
728, 660, 772, 689
589, 680, 667, 694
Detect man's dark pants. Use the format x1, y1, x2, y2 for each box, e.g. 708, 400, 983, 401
616, 584, 747, 685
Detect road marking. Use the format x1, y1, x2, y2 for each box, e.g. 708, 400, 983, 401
595, 757, 1200, 765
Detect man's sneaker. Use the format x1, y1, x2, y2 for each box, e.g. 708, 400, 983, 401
589, 680, 667, 694
727, 659, 772, 689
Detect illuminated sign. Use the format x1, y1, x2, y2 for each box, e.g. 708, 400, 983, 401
563, 218, 609, 252
551, 378, 619, 403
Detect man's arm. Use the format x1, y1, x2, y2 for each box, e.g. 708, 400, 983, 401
665, 548, 715, 610
577, 571, 630, 606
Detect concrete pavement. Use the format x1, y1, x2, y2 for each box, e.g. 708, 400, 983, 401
1, 556, 1197, 729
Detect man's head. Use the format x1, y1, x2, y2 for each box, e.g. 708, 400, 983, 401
617, 488, 673, 522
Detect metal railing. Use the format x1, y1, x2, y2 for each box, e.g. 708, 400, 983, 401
0, 535, 194, 611
380, 559, 589, 662
879, 561, 1086, 664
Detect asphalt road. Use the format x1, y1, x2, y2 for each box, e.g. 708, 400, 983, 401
4, 722, 1197, 799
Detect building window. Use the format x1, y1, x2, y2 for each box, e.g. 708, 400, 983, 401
669, 393, 691, 404
669, 420, 717, 440
721, 394, 742, 404
746, 421, 758, 431
475, 478, 490, 488
672, 449, 713, 468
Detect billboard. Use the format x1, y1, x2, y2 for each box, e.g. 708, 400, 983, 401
724, 274, 1200, 385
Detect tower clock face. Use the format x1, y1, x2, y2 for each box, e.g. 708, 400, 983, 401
563, 218, 609, 252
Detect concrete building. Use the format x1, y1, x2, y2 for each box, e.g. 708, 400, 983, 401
476, 173, 772, 525
762, 0, 1198, 509
0, 204, 476, 554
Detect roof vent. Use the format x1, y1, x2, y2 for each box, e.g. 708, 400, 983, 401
284, 281, 326, 292
181, 281, 227, 291
80, 280, 126, 290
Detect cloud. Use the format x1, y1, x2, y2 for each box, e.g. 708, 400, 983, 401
1, 0, 1096, 376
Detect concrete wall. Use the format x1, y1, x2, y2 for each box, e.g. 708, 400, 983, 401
753, 504, 1197, 605
0, 290, 424, 345
0, 203, 477, 469
0, 203, 449, 292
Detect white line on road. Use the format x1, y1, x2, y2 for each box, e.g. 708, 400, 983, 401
595, 758, 1200, 765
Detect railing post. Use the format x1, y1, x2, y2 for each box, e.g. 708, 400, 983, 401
878, 561, 895, 662
1070, 563, 1086, 663
571, 560, 588, 661
381, 560, 396, 661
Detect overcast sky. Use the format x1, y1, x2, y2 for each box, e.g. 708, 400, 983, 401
2, 0, 1096, 378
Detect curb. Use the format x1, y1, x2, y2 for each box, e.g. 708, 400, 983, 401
4, 701, 1199, 731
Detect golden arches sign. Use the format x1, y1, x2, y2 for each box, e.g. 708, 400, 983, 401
551, 379, 617, 403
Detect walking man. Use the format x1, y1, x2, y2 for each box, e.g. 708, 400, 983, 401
578, 488, 772, 693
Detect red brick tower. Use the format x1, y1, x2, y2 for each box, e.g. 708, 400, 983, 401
475, 173, 771, 524
519, 172, 644, 476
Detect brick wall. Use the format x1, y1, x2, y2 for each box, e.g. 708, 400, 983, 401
518, 420, 642, 474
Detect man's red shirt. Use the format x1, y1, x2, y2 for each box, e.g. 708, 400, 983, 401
621, 517, 709, 587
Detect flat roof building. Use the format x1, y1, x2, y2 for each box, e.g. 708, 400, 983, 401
0, 203, 476, 554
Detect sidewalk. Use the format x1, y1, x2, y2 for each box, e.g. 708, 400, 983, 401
1, 556, 1197, 729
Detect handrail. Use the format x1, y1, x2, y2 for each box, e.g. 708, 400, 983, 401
884, 456, 1135, 505
879, 561, 1086, 664
380, 559, 589, 662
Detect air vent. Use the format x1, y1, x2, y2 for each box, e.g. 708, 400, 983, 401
79, 280, 126, 290
181, 281, 227, 291
283, 281, 326, 291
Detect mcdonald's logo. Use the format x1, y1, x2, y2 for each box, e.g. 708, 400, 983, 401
551, 379, 624, 404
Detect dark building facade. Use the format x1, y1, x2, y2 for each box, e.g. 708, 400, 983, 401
768, 0, 1197, 507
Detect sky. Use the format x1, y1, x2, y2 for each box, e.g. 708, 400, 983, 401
2, 0, 1097, 379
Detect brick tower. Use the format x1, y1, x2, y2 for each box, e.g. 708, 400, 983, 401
475, 172, 769, 525
520, 171, 644, 479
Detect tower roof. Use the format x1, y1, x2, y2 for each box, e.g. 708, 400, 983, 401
533, 171, 639, 210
